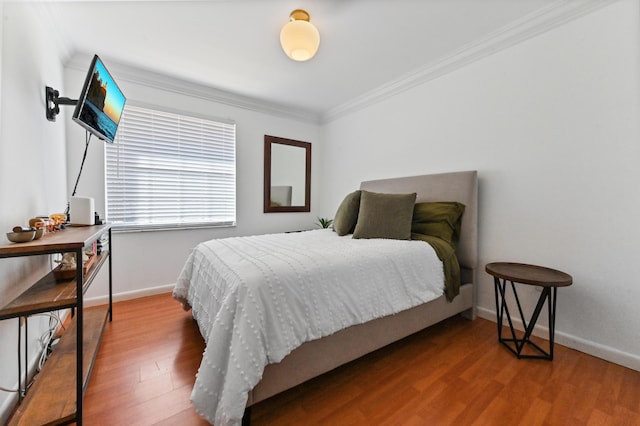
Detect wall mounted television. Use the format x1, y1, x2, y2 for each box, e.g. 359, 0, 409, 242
72, 55, 126, 143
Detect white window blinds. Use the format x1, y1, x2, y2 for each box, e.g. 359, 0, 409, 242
105, 104, 236, 230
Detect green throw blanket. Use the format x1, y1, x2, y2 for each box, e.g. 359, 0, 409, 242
411, 233, 460, 302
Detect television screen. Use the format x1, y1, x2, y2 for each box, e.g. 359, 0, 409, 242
72, 55, 126, 143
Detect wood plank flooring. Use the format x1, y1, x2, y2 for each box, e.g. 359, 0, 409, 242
82, 293, 640, 425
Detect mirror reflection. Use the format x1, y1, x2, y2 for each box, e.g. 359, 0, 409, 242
264, 135, 311, 213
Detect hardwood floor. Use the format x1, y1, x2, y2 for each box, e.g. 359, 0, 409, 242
82, 293, 640, 425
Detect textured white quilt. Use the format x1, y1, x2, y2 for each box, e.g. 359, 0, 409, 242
172, 229, 444, 426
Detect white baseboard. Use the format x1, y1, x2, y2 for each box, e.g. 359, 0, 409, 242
476, 306, 640, 372
85, 284, 175, 307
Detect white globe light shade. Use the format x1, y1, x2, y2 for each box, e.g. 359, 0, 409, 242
280, 14, 320, 61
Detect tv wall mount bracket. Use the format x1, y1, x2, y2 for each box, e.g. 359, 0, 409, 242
45, 86, 77, 122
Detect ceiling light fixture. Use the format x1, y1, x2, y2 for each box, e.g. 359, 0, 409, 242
280, 9, 320, 62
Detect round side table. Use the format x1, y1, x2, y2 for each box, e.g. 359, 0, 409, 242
485, 262, 572, 360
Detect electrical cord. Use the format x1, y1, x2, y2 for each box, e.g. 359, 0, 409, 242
1, 255, 72, 394
1, 259, 70, 394
71, 131, 92, 197
0, 312, 65, 393
65, 130, 93, 217
37, 312, 63, 371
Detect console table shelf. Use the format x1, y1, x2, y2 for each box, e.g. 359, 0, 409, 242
8, 306, 108, 426
0, 224, 113, 426
0, 251, 109, 320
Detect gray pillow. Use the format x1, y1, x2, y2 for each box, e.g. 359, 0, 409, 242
353, 190, 417, 240
333, 190, 361, 236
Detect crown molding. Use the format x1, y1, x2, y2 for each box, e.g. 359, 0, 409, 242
58, 0, 616, 126
322, 0, 619, 124
65, 54, 323, 125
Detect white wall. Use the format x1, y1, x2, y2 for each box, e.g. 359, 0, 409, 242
63, 58, 322, 300
320, 0, 640, 370
0, 3, 69, 422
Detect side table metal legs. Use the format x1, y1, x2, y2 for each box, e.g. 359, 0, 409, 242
493, 276, 558, 360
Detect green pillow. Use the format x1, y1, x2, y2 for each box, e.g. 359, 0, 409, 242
333, 190, 362, 236
353, 190, 417, 240
411, 202, 465, 245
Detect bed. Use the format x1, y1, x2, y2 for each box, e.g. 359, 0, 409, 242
173, 170, 478, 426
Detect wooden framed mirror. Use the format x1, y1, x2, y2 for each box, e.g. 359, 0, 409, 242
264, 135, 311, 213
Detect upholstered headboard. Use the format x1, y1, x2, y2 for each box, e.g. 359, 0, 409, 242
359, 170, 478, 272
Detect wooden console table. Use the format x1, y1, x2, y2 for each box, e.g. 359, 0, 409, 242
0, 224, 113, 425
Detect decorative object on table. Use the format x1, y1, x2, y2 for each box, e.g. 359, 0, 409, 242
35, 217, 55, 233
29, 217, 45, 229
6, 228, 36, 243
52, 251, 96, 281
50, 213, 67, 225
50, 213, 68, 231
33, 228, 45, 240
30, 214, 66, 233
25, 218, 47, 240
315, 217, 333, 229
485, 262, 573, 361
5, 211, 71, 243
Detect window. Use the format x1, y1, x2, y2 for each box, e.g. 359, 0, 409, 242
105, 104, 236, 230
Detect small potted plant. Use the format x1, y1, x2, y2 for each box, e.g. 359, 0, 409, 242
315, 217, 333, 229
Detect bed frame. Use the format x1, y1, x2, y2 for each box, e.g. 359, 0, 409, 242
244, 170, 478, 422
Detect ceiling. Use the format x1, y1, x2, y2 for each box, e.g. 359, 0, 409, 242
40, 0, 601, 121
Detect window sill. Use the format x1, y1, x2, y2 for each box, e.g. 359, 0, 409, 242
111, 221, 236, 234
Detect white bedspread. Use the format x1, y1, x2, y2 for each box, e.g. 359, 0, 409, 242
172, 229, 444, 426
